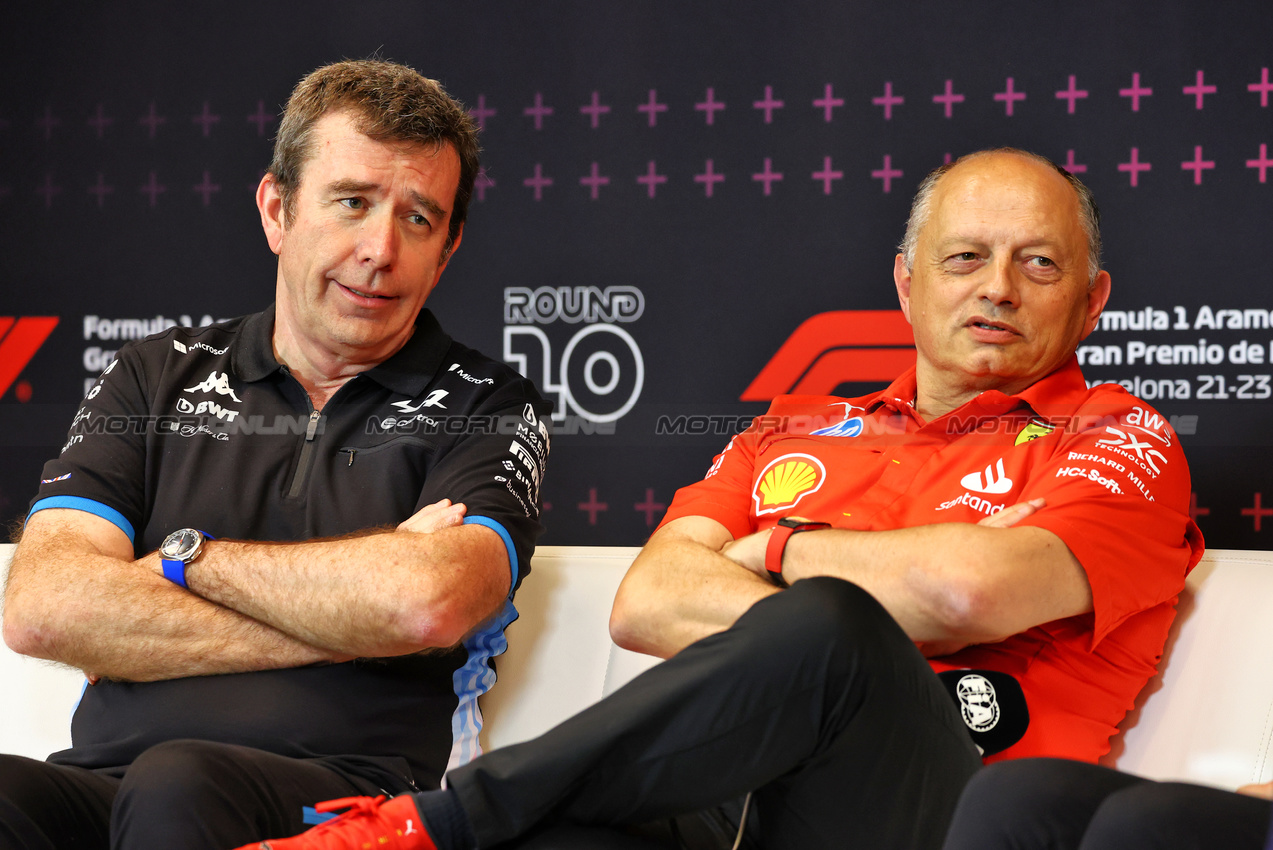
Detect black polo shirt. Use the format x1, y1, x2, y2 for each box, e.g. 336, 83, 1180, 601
28, 305, 550, 789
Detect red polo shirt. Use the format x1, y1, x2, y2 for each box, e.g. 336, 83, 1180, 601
660, 356, 1204, 763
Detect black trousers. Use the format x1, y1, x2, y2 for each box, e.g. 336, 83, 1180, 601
941, 758, 1273, 850
0, 739, 389, 850
446, 577, 983, 850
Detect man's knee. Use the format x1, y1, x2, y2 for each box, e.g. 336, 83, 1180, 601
115, 739, 246, 807
750, 576, 909, 660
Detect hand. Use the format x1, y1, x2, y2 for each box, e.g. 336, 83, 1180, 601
719, 528, 771, 577
977, 498, 1046, 528
397, 499, 467, 534
1237, 780, 1273, 800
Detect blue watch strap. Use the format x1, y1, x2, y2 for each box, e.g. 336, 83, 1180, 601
161, 557, 188, 588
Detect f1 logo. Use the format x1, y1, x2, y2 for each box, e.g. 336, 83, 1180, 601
741, 311, 914, 401
0, 317, 59, 401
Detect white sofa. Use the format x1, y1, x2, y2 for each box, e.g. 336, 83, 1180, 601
1, 544, 1271, 791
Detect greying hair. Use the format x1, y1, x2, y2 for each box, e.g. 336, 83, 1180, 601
270, 59, 480, 257
898, 148, 1102, 285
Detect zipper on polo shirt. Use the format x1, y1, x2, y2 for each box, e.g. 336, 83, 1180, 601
287, 408, 323, 499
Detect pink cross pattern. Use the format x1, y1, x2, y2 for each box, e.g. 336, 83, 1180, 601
1055, 76, 1089, 114
694, 159, 725, 197
580, 92, 611, 129
1062, 149, 1087, 174
1118, 148, 1152, 187
812, 156, 843, 194
994, 77, 1026, 116
192, 102, 221, 137
813, 84, 845, 122
872, 82, 904, 120
932, 80, 965, 118
36, 173, 61, 208
35, 105, 60, 140
470, 95, 496, 130
1247, 144, 1273, 183
87, 173, 113, 208
247, 100, 274, 137
474, 169, 495, 202
753, 86, 784, 123
637, 89, 668, 127
633, 489, 666, 527
578, 488, 608, 525
871, 155, 903, 193
695, 88, 726, 125
523, 93, 553, 130
87, 104, 113, 139
1180, 146, 1216, 185
1249, 68, 1273, 107
579, 162, 611, 199
636, 161, 668, 198
523, 164, 553, 200
1183, 70, 1217, 109
752, 158, 783, 195
138, 171, 167, 207
1119, 73, 1153, 112
139, 102, 166, 139
192, 171, 221, 206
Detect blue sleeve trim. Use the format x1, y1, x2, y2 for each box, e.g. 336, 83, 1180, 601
27, 496, 136, 545
463, 516, 518, 598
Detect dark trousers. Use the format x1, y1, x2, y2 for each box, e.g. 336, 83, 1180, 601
941, 758, 1273, 850
0, 739, 387, 849
446, 577, 983, 850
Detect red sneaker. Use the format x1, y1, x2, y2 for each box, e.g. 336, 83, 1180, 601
232, 794, 436, 850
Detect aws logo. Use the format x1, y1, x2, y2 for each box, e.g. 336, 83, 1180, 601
753, 453, 826, 515
0, 317, 59, 402
741, 311, 914, 401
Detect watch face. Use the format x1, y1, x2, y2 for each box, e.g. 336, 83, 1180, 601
161, 528, 202, 560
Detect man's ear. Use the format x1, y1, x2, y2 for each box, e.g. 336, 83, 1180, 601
893, 253, 914, 324
1080, 270, 1112, 341
256, 174, 285, 256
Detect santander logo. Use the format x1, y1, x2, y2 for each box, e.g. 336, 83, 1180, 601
959, 458, 1014, 494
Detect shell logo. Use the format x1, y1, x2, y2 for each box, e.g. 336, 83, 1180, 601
752, 453, 827, 515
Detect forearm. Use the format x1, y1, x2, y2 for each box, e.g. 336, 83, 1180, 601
778, 522, 1089, 643
183, 523, 508, 657
610, 524, 777, 658
4, 546, 343, 682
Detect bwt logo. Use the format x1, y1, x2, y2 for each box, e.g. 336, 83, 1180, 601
741, 311, 915, 401
0, 317, 60, 402
504, 286, 645, 424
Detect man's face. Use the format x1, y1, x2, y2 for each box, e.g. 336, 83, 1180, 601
894, 153, 1110, 405
259, 110, 462, 363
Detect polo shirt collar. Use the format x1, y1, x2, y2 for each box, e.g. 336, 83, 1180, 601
863, 355, 1089, 423
231, 304, 453, 395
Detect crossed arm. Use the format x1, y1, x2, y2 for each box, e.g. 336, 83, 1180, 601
609, 499, 1093, 660
2, 500, 509, 683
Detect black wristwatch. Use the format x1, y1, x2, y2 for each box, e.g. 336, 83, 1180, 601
764, 517, 831, 587
159, 528, 214, 588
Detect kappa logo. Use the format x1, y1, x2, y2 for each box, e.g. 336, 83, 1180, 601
960, 458, 1014, 494
753, 453, 827, 515
740, 311, 914, 401
0, 316, 60, 401
392, 390, 449, 413
184, 371, 242, 402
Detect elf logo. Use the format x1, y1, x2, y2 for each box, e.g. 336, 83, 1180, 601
741, 311, 914, 401
0, 317, 60, 401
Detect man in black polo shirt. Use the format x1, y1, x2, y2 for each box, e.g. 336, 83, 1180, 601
0, 59, 549, 849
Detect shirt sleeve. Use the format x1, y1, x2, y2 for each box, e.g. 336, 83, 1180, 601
412, 376, 551, 592
1013, 396, 1205, 648
657, 421, 763, 540
27, 342, 151, 548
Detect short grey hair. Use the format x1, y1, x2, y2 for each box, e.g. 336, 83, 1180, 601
898, 148, 1102, 285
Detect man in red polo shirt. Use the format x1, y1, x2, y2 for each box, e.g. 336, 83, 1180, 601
239, 149, 1202, 850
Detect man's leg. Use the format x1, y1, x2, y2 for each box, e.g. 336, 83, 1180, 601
110, 739, 388, 850
0, 754, 117, 850
1081, 780, 1270, 850
941, 759, 1146, 850
449, 577, 981, 850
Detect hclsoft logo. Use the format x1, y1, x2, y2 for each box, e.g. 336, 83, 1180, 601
752, 453, 826, 515
0, 317, 59, 401
741, 311, 914, 401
